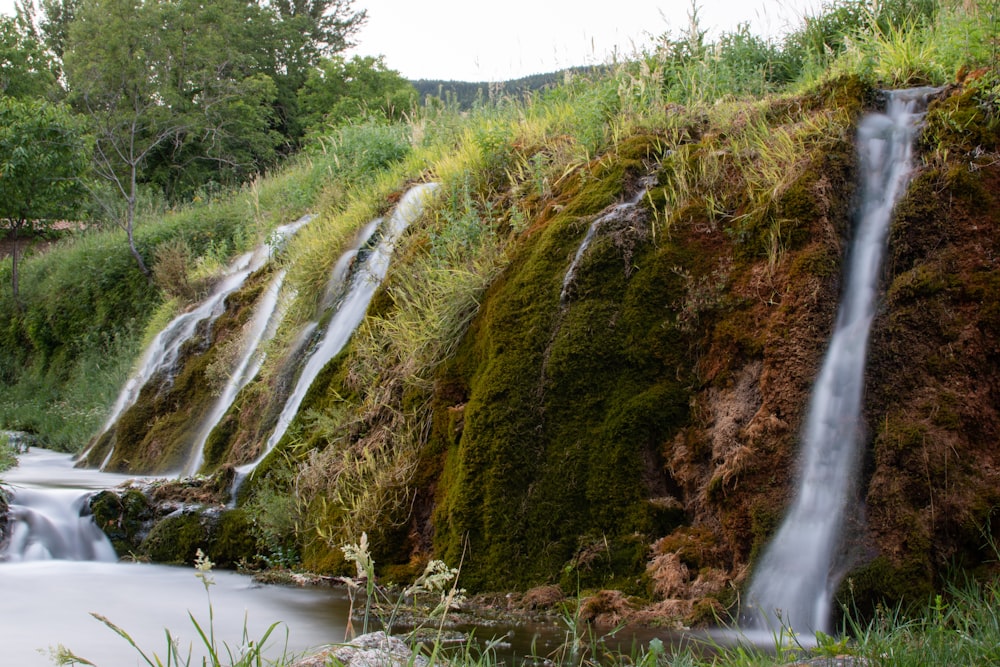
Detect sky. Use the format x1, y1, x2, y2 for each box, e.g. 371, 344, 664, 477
1, 0, 823, 82
346, 0, 823, 81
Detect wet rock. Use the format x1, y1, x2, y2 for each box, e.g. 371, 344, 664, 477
289, 631, 428, 667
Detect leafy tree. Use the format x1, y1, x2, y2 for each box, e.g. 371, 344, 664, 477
297, 55, 417, 133
0, 98, 88, 307
35, 0, 79, 60
64, 0, 286, 271
0, 14, 59, 99
63, 0, 174, 275
266, 0, 368, 143
269, 0, 367, 61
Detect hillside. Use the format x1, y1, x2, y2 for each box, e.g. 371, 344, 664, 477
3, 0, 1000, 634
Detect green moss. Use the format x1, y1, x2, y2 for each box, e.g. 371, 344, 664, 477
140, 512, 208, 564
558, 533, 651, 595
89, 488, 152, 556
211, 509, 257, 568
748, 501, 782, 564
102, 270, 272, 474
138, 508, 254, 567
428, 151, 709, 591
922, 85, 1000, 156
839, 555, 935, 623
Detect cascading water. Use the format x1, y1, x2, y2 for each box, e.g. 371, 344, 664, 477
1, 448, 137, 562
559, 179, 653, 305
229, 182, 439, 498
80, 215, 313, 471
182, 269, 292, 475
743, 88, 939, 635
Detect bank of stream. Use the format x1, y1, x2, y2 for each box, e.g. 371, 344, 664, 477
1, 447, 703, 666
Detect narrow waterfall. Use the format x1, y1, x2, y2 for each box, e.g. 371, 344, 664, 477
559, 179, 652, 305
182, 269, 292, 476
81, 215, 312, 471
230, 182, 439, 497
743, 88, 939, 634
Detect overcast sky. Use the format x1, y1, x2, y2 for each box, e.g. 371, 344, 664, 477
1, 0, 823, 81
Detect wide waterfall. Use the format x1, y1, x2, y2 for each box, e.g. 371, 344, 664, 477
743, 88, 940, 634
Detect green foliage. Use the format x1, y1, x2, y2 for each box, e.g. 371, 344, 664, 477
297, 55, 417, 134
0, 97, 88, 304
0, 431, 16, 472
0, 14, 59, 99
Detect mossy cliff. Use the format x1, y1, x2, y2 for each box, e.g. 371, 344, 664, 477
83, 75, 1000, 627
427, 81, 866, 601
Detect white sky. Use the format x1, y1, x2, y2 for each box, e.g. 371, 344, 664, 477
347, 0, 823, 81
1, 0, 823, 81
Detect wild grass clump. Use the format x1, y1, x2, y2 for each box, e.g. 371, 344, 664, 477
0, 431, 17, 472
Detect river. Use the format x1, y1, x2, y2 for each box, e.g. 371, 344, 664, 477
0, 448, 351, 666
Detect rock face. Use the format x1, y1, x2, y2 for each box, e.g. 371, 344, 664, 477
290, 632, 429, 667
90, 77, 1000, 627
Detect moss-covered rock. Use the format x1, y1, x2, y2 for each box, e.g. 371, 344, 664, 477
89, 488, 154, 556
95, 269, 272, 474
138, 507, 255, 567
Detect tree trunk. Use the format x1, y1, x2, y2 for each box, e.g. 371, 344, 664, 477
127, 168, 150, 277
10, 218, 23, 311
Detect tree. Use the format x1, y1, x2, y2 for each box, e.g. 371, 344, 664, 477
269, 0, 366, 61
64, 0, 285, 271
63, 0, 176, 275
296, 55, 417, 133
0, 98, 88, 307
0, 14, 59, 99
266, 0, 368, 142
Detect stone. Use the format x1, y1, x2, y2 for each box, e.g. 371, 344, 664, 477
289, 631, 429, 667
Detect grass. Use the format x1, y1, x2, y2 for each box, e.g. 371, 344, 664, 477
7, 1, 1000, 661
0, 431, 17, 472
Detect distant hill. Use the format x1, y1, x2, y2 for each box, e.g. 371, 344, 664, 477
412, 66, 602, 108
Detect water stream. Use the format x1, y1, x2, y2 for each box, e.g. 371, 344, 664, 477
559, 179, 652, 305
742, 88, 940, 635
0, 448, 351, 666
183, 268, 291, 475
230, 183, 439, 498
81, 215, 313, 471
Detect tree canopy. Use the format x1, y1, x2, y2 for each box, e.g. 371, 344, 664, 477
0, 97, 87, 305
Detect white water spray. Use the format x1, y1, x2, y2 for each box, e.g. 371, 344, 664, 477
80, 216, 312, 470
743, 88, 939, 634
229, 183, 439, 498
1, 448, 139, 562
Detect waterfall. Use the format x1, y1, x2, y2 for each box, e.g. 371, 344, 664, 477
2, 488, 117, 562
1, 448, 138, 562
229, 183, 439, 498
560, 180, 652, 305
80, 215, 312, 471
182, 269, 292, 476
743, 88, 939, 634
